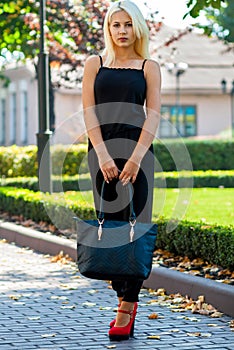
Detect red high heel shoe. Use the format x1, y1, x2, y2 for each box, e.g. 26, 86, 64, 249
109, 304, 121, 328
109, 302, 138, 328
108, 306, 137, 341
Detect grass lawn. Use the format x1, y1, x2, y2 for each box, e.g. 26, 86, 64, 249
153, 188, 234, 226
65, 188, 234, 226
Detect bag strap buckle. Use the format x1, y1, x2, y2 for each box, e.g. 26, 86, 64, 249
129, 219, 136, 242
98, 219, 104, 240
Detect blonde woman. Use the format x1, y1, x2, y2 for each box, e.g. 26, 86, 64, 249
82, 0, 161, 341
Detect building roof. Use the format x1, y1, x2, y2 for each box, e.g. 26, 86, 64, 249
151, 25, 234, 93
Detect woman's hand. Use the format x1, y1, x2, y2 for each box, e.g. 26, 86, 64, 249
99, 157, 119, 183
119, 158, 140, 186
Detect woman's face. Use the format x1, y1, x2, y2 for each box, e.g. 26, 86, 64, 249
109, 10, 136, 49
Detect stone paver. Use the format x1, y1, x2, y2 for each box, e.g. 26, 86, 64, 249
0, 240, 233, 350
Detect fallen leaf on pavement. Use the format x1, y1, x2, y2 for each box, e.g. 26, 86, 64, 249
59, 283, 79, 290
187, 332, 201, 337
148, 313, 159, 319
147, 335, 161, 340
41, 333, 56, 338
87, 289, 98, 294
210, 311, 223, 318
152, 249, 234, 285
50, 295, 69, 300
8, 294, 22, 301
60, 305, 76, 309
99, 306, 112, 310
82, 302, 96, 307
50, 251, 73, 264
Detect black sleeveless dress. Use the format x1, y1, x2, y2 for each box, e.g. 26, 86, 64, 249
88, 56, 154, 223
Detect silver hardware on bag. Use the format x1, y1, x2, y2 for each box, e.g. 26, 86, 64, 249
129, 220, 136, 242
98, 219, 104, 240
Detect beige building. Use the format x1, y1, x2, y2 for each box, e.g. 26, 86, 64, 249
0, 25, 233, 146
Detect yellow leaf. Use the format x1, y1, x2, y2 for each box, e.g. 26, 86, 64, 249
187, 332, 201, 337
9, 294, 22, 301
148, 313, 159, 319
210, 312, 223, 318
156, 288, 166, 296
198, 295, 205, 303
201, 333, 212, 337
147, 335, 161, 339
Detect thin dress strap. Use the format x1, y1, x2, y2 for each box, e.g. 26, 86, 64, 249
99, 55, 103, 67
142, 59, 147, 70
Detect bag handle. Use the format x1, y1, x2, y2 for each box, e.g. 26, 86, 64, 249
97, 181, 136, 223
96, 181, 137, 242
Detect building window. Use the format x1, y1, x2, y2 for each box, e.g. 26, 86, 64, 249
0, 98, 6, 145
159, 105, 197, 138
9, 92, 17, 144
20, 91, 28, 144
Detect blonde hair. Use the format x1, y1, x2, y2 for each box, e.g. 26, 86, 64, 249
103, 1, 150, 66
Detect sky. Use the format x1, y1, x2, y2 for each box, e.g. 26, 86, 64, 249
133, 0, 199, 28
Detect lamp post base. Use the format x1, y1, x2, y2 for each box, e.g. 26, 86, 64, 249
37, 131, 52, 193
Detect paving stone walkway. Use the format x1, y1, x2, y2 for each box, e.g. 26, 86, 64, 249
0, 240, 233, 350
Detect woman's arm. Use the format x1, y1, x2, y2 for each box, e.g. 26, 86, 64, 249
119, 60, 161, 185
82, 55, 119, 182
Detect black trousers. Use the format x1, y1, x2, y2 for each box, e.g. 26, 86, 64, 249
88, 129, 154, 303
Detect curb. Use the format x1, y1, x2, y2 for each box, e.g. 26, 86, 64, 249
1, 220, 234, 318
0, 221, 77, 260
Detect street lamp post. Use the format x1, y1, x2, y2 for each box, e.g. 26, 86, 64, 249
37, 0, 52, 193
165, 62, 188, 135
221, 79, 234, 139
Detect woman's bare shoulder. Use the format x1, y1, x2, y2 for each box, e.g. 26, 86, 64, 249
84, 55, 101, 72
145, 59, 160, 71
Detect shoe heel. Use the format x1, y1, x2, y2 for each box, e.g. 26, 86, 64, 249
130, 320, 135, 337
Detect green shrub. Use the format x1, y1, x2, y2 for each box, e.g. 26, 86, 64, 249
2, 170, 234, 191
0, 187, 95, 229
154, 170, 234, 188
0, 187, 233, 269
51, 144, 89, 176
0, 144, 89, 178
0, 141, 233, 178
156, 218, 234, 269
0, 145, 38, 177
153, 139, 234, 171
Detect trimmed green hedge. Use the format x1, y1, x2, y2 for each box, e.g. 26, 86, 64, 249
0, 140, 233, 178
155, 170, 234, 188
1, 170, 234, 192
0, 187, 233, 269
154, 139, 234, 171
0, 187, 94, 229
0, 144, 88, 178
156, 219, 234, 270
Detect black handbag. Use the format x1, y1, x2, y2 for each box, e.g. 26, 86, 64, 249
74, 181, 157, 281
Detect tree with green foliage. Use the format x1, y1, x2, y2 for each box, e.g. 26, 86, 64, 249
185, 0, 233, 44
0, 0, 161, 84
0, 0, 161, 129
